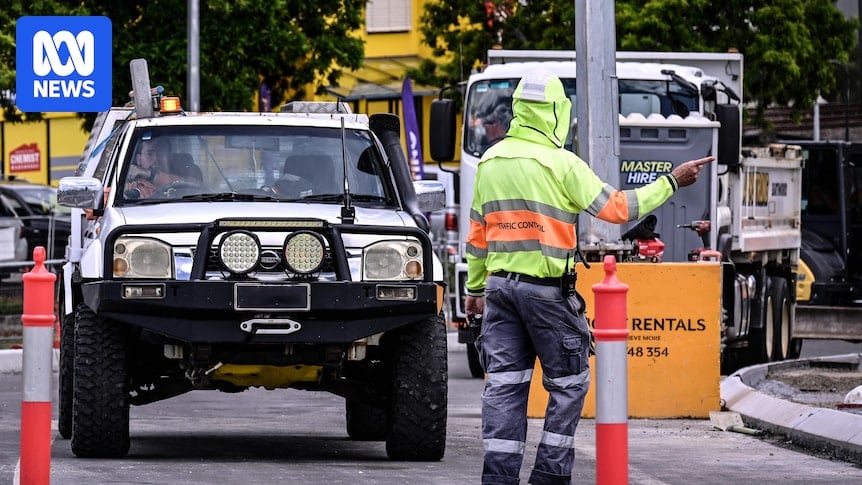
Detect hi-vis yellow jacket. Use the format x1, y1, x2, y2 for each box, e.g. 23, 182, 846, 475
465, 69, 679, 296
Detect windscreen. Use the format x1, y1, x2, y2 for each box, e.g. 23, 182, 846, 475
118, 125, 395, 205
463, 76, 699, 158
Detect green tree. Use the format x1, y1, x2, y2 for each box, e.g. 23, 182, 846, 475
416, 0, 857, 128
412, 1, 492, 89
616, 0, 857, 127
0, 0, 366, 127
413, 0, 575, 89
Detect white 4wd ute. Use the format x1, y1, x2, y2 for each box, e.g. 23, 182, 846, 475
56, 61, 448, 460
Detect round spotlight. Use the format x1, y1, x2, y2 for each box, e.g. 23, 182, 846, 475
284, 231, 325, 274
219, 231, 260, 274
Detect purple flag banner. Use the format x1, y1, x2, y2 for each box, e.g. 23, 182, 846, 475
401, 76, 424, 179
259, 83, 271, 112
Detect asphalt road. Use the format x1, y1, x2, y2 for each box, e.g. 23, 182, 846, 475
2, 341, 861, 484
799, 338, 862, 358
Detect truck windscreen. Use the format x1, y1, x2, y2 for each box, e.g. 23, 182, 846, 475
463, 77, 699, 158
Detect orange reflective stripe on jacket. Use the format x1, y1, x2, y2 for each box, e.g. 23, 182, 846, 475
483, 209, 576, 251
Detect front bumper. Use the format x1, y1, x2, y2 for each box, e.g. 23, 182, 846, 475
82, 217, 442, 345
82, 279, 441, 344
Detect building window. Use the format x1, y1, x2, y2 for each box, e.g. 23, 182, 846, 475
366, 0, 412, 33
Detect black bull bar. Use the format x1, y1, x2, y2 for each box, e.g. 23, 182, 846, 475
79, 218, 442, 344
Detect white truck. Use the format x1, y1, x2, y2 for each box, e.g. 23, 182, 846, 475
56, 59, 449, 460
430, 50, 803, 376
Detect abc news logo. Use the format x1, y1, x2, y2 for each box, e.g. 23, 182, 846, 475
16, 16, 112, 113
33, 30, 96, 98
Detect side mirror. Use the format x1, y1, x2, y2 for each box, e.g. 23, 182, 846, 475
57, 176, 104, 209
414, 180, 446, 213
429, 98, 456, 162
716, 104, 741, 172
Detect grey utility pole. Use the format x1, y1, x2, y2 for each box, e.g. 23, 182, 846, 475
187, 0, 200, 112
575, 0, 621, 247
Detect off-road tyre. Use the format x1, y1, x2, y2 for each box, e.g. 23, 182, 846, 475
385, 311, 448, 461
466, 341, 484, 378
71, 303, 130, 457
57, 300, 74, 439
346, 398, 388, 441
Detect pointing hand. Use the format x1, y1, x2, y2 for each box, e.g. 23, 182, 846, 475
672, 156, 715, 188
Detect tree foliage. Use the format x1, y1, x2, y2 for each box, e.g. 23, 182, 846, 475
413, 0, 575, 89
416, 0, 857, 128
0, 0, 366, 127
617, 0, 857, 126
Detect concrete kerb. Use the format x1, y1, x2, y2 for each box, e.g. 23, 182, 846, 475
721, 353, 862, 465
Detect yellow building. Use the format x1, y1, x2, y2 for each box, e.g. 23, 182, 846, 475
325, 0, 437, 109
1, 112, 89, 185
321, 0, 462, 173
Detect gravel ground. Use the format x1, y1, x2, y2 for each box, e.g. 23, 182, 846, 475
758, 363, 862, 411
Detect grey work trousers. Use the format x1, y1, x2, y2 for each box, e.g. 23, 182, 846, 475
477, 273, 591, 485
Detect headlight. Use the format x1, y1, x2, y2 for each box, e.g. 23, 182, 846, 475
362, 240, 423, 281
284, 231, 325, 275
113, 237, 172, 278
219, 231, 260, 274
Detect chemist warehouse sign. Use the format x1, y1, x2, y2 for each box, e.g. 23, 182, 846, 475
16, 16, 112, 112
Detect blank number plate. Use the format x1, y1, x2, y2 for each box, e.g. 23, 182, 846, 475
234, 283, 310, 311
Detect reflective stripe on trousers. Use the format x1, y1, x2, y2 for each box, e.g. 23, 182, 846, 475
478, 274, 591, 485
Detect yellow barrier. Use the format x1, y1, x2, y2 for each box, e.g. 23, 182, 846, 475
526, 262, 722, 419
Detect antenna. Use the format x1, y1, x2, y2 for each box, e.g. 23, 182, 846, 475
340, 117, 355, 224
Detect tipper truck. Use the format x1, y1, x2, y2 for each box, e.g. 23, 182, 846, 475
430, 50, 808, 376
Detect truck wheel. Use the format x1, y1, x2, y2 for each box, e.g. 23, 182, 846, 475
58, 303, 74, 440
346, 398, 388, 441
71, 303, 130, 458
770, 276, 792, 361
385, 311, 448, 461
466, 342, 484, 378
787, 337, 803, 359
745, 276, 774, 365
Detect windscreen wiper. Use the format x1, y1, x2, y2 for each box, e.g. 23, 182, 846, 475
299, 193, 344, 202
179, 192, 278, 202
299, 193, 389, 203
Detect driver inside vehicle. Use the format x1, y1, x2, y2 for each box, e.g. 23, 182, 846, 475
124, 137, 188, 199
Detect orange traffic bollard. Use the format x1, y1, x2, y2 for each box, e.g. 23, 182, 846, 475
592, 255, 629, 485
20, 246, 57, 485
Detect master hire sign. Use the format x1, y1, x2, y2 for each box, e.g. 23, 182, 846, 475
527, 262, 722, 419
